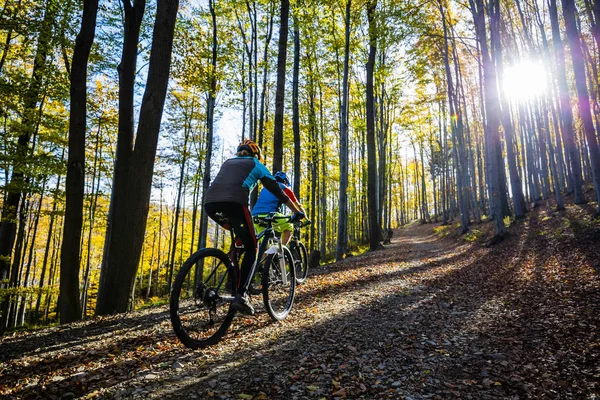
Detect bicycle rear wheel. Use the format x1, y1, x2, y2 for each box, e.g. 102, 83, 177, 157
262, 247, 295, 321
170, 248, 237, 349
290, 242, 309, 284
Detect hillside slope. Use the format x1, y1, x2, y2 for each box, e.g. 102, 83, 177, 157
1, 199, 599, 399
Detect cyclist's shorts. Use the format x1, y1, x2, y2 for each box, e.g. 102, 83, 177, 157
253, 213, 292, 234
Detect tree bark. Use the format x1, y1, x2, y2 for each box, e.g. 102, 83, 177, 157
59, 0, 99, 324
0, 0, 56, 289
272, 0, 289, 172
292, 14, 301, 193
366, 0, 380, 251
562, 0, 600, 214
96, 0, 179, 315
549, 0, 585, 203
336, 0, 351, 261
469, 0, 506, 239
197, 0, 218, 258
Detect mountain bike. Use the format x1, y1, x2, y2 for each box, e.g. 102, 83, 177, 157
288, 219, 311, 284
169, 212, 297, 349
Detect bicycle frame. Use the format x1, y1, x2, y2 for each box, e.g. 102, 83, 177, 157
227, 212, 290, 292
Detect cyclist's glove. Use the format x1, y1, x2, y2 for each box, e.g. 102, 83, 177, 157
291, 212, 305, 222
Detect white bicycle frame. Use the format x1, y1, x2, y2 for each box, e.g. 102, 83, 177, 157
264, 236, 288, 285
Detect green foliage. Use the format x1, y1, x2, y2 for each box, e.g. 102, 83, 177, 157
463, 229, 484, 242
0, 285, 58, 302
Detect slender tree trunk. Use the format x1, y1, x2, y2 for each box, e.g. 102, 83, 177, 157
258, 2, 274, 143
292, 15, 301, 192
336, 0, 351, 261
470, 0, 506, 239
198, 0, 217, 258
272, 0, 289, 172
549, 0, 585, 203
366, 0, 380, 251
17, 182, 46, 325
5, 196, 30, 330
0, 0, 56, 291
440, 0, 469, 231
562, 0, 600, 213
489, 5, 527, 218
81, 120, 102, 318
167, 129, 189, 290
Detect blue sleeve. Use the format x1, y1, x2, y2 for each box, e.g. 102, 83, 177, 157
255, 159, 273, 179
255, 160, 290, 203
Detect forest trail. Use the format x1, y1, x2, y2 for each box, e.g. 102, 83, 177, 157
1, 200, 599, 399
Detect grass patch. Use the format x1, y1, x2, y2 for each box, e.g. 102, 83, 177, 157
433, 224, 454, 237
568, 216, 600, 236
137, 296, 169, 310
464, 229, 484, 242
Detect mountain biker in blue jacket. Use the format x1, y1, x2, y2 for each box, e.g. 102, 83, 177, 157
204, 140, 303, 315
252, 171, 307, 246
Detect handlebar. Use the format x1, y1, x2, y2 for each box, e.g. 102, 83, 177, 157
294, 219, 312, 228
253, 213, 311, 226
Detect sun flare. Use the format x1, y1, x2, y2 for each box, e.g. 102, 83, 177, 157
502, 60, 547, 101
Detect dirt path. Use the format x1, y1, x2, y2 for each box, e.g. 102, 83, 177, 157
1, 204, 599, 399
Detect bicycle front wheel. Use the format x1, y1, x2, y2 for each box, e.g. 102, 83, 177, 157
290, 241, 309, 284
262, 247, 296, 321
170, 248, 237, 349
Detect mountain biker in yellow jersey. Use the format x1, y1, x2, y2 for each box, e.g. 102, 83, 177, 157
204, 140, 304, 315
252, 171, 308, 246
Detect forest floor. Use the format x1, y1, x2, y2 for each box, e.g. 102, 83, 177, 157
1, 197, 600, 400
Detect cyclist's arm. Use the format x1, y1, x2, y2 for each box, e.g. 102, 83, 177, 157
285, 199, 301, 214
282, 187, 306, 215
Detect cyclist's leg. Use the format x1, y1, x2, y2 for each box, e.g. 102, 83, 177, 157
204, 202, 234, 230
224, 205, 258, 294
272, 212, 293, 245
252, 213, 268, 239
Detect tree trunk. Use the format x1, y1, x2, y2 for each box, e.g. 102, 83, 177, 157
489, 5, 527, 218
549, 0, 585, 203
96, 0, 179, 315
272, 0, 289, 172
366, 0, 380, 251
60, 0, 99, 324
197, 0, 218, 259
0, 0, 56, 289
336, 0, 351, 261
167, 128, 189, 290
34, 161, 63, 322
292, 15, 301, 192
470, 0, 506, 239
562, 0, 600, 213
17, 181, 46, 326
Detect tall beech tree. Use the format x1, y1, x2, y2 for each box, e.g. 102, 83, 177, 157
548, 0, 585, 203
59, 0, 100, 323
366, 0, 380, 250
336, 0, 351, 261
469, 0, 506, 239
96, 0, 179, 315
272, 0, 289, 172
561, 0, 600, 214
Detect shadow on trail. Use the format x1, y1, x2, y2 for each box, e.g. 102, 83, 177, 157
152, 205, 598, 399
5, 222, 507, 399
6, 203, 599, 399
0, 306, 170, 362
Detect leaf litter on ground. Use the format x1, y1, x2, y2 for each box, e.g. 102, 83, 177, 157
1, 195, 599, 399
